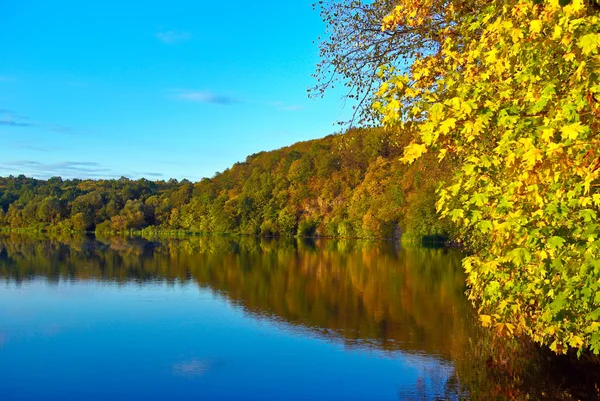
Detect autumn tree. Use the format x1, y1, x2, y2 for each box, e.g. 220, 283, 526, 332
374, 0, 600, 354
311, 0, 484, 124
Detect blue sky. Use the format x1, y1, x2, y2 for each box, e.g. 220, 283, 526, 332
0, 1, 353, 181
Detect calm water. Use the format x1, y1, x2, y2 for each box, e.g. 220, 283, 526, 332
0, 233, 598, 400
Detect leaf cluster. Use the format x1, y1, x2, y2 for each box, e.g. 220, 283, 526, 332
374, 0, 600, 354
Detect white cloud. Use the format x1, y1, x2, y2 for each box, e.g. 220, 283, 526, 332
0, 161, 114, 179
174, 90, 240, 105
170, 91, 303, 111
271, 102, 303, 111
156, 31, 192, 44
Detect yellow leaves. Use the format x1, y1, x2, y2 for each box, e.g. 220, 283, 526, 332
461, 120, 483, 143
581, 196, 593, 208
511, 28, 524, 44
401, 142, 427, 164
372, 0, 600, 354
574, 60, 586, 81
529, 20, 542, 36
381, 2, 435, 30
522, 147, 542, 169
387, 99, 401, 112
376, 82, 389, 97
584, 171, 599, 195
546, 142, 564, 156
404, 87, 418, 99
561, 33, 573, 46
546, 325, 559, 336
412, 64, 430, 80
437, 148, 447, 162
564, 0, 586, 15
446, 97, 476, 118
410, 105, 422, 116
560, 122, 586, 140
569, 335, 585, 349
439, 118, 457, 135
578, 33, 600, 55
549, 340, 567, 354
428, 103, 445, 121
460, 101, 475, 117
381, 6, 403, 31
552, 25, 562, 40
485, 48, 498, 65
496, 322, 516, 336
517, 138, 542, 170
480, 314, 492, 327
541, 128, 555, 143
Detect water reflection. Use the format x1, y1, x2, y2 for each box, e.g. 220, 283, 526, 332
0, 233, 471, 357
0, 232, 598, 400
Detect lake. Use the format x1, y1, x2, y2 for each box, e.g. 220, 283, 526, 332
0, 233, 598, 400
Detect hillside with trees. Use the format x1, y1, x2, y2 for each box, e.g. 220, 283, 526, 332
0, 127, 456, 240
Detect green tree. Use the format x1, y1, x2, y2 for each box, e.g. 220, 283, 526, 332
36, 197, 62, 224
111, 200, 148, 231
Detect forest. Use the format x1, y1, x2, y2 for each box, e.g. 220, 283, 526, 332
0, 127, 455, 241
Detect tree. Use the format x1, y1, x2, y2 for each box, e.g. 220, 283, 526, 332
311, 0, 471, 124
37, 196, 62, 224
374, 0, 600, 354
111, 200, 148, 231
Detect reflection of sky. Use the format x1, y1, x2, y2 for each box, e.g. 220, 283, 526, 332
0, 280, 461, 400
172, 358, 211, 378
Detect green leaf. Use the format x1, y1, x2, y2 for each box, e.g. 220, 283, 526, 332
548, 236, 566, 249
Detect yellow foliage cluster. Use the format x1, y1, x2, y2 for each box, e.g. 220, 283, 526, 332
375, 0, 600, 354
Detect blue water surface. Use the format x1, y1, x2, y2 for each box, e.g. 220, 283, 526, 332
0, 280, 455, 401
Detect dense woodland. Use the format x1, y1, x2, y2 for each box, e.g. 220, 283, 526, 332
0, 127, 455, 240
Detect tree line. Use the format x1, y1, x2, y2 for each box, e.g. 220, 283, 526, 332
0, 127, 456, 240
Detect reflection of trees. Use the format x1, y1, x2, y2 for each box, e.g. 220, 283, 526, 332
1, 233, 598, 399
0, 232, 472, 357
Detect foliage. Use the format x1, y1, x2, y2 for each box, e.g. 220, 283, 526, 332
374, 0, 600, 354
0, 128, 457, 240
311, 0, 492, 125
311, 0, 444, 124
